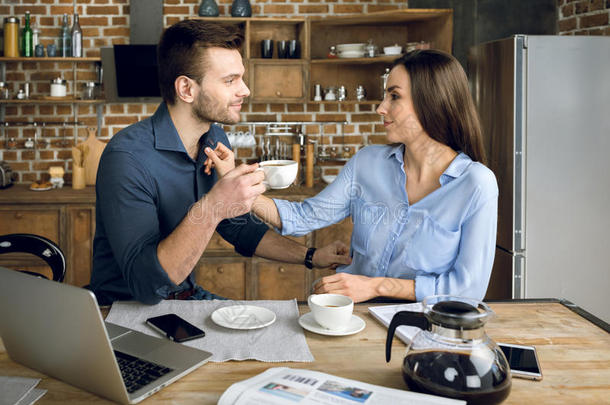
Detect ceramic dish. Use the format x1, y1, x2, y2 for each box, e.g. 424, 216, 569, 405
298, 312, 365, 336
29, 185, 53, 191
321, 174, 337, 184
338, 50, 365, 59
29, 182, 53, 191
383, 45, 403, 55
211, 305, 276, 330
336, 43, 366, 52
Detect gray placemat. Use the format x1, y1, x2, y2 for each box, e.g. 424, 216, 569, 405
0, 377, 42, 405
105, 299, 314, 363
15, 388, 46, 405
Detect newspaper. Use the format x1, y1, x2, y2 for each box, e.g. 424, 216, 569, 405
368, 303, 426, 345
218, 367, 465, 405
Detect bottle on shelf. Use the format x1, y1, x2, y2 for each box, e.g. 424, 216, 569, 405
71, 13, 82, 57
31, 17, 40, 49
59, 13, 71, 57
21, 11, 33, 57
3, 17, 20, 58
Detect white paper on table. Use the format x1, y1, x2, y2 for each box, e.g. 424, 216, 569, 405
368, 302, 425, 344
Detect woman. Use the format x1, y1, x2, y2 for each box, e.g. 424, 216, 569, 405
206, 50, 498, 303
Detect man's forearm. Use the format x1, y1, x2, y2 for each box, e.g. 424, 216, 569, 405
157, 196, 221, 285
254, 230, 308, 264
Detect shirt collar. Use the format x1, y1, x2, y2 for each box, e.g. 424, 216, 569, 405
151, 102, 227, 164
151, 102, 187, 153
443, 152, 472, 179
386, 144, 472, 181
386, 143, 405, 162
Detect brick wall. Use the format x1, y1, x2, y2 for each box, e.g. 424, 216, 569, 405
1, 0, 609, 184
558, 0, 610, 34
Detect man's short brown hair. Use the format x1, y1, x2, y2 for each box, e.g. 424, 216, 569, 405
157, 20, 243, 105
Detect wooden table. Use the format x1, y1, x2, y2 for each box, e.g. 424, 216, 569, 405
1, 300, 609, 404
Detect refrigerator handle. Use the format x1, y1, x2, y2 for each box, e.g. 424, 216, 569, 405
513, 254, 525, 299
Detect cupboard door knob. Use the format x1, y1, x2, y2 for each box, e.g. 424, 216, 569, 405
275, 91, 281, 97
15, 212, 23, 219
217, 267, 224, 274
278, 267, 286, 273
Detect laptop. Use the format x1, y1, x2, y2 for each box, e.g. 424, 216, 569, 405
0, 266, 212, 404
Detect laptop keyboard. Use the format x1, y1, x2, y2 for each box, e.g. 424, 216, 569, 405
114, 350, 173, 393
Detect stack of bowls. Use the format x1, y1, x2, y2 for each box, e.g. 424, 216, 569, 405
336, 43, 365, 58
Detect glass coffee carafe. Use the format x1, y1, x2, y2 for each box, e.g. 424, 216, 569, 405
386, 295, 511, 405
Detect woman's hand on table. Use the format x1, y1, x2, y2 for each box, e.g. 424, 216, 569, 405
313, 273, 382, 303
204, 142, 236, 177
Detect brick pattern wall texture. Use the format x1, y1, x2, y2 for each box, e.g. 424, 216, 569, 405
0, 0, 608, 184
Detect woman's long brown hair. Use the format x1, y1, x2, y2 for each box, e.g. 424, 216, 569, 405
393, 50, 486, 164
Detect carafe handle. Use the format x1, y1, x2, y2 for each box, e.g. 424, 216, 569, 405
385, 311, 429, 362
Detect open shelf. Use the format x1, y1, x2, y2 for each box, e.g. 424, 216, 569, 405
0, 57, 101, 62
311, 55, 402, 64
0, 98, 104, 104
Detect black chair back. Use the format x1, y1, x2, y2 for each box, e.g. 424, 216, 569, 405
0, 233, 66, 282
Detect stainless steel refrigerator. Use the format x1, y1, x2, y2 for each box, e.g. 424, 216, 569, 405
469, 35, 610, 322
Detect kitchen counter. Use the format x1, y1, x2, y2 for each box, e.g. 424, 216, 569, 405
0, 183, 324, 204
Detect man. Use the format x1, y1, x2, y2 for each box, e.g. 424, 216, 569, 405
90, 20, 350, 305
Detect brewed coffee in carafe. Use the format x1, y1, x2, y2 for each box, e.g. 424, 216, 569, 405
386, 295, 511, 405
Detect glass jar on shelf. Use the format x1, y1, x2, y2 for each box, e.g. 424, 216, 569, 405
0, 82, 10, 100
365, 39, 378, 58
82, 81, 96, 100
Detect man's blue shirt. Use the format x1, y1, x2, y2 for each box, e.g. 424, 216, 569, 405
274, 144, 498, 301
91, 102, 268, 305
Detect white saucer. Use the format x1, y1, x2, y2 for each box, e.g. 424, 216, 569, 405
298, 312, 365, 336
211, 305, 276, 330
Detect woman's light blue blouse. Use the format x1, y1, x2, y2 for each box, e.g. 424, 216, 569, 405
273, 144, 498, 301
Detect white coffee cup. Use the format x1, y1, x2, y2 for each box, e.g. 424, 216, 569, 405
258, 160, 298, 189
307, 293, 354, 331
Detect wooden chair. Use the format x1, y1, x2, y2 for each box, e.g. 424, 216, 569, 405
0, 233, 66, 282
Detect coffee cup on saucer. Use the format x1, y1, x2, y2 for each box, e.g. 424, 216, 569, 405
258, 160, 298, 189
307, 293, 353, 331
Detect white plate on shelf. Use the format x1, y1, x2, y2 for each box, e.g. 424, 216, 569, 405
298, 312, 365, 336
336, 43, 366, 52
211, 305, 276, 330
338, 51, 365, 59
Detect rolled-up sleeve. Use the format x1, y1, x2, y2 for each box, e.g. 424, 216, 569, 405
96, 149, 173, 304
216, 214, 269, 257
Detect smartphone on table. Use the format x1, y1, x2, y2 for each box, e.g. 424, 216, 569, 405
146, 313, 205, 343
498, 342, 543, 380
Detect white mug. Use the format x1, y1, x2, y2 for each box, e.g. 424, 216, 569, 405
307, 293, 353, 331
258, 160, 298, 189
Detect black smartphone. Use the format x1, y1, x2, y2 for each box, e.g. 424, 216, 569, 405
498, 343, 543, 381
146, 313, 205, 343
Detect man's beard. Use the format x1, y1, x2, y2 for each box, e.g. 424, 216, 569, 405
192, 90, 239, 125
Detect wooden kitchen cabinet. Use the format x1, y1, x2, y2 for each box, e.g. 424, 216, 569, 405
0, 185, 95, 286
194, 259, 249, 300
0, 206, 61, 242
255, 261, 308, 300
66, 206, 95, 286
196, 9, 453, 104
249, 61, 307, 102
